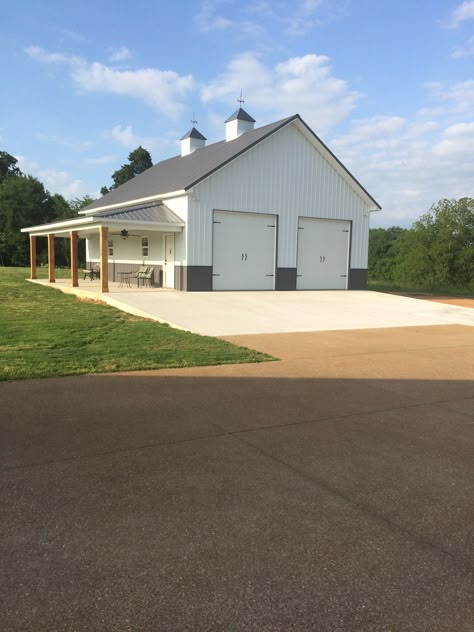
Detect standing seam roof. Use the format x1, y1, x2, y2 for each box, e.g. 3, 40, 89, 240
98, 202, 183, 224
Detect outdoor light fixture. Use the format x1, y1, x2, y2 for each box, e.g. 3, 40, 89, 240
120, 229, 129, 239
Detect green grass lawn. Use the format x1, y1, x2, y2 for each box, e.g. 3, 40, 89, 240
0, 267, 274, 381
368, 279, 474, 298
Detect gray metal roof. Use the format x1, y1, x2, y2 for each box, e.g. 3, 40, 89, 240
82, 116, 296, 212
82, 114, 381, 213
180, 127, 207, 141
224, 107, 256, 123
98, 202, 183, 224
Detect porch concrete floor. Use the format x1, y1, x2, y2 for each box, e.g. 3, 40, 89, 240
30, 277, 474, 335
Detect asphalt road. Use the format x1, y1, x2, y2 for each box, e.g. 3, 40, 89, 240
1, 324, 473, 631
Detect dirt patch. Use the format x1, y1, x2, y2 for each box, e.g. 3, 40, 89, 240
416, 296, 474, 308
389, 292, 474, 309
76, 297, 108, 306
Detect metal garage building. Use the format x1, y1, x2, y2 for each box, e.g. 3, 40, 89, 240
22, 109, 381, 292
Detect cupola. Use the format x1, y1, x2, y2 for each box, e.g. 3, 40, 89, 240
225, 107, 256, 141
180, 127, 207, 156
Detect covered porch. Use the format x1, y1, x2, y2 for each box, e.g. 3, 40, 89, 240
21, 202, 185, 293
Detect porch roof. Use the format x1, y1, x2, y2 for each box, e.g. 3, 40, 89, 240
97, 201, 183, 223
21, 202, 184, 236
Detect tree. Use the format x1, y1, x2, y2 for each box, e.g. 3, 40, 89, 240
0, 175, 55, 266
69, 195, 95, 215
0, 151, 22, 181
393, 198, 474, 288
368, 226, 407, 281
101, 146, 153, 194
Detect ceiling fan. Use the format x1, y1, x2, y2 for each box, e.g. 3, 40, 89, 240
110, 229, 142, 240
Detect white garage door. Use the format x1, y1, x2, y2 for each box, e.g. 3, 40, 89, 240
296, 218, 350, 290
213, 210, 276, 290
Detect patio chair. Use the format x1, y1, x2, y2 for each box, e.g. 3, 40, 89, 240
139, 266, 155, 288
131, 265, 149, 287
83, 264, 100, 281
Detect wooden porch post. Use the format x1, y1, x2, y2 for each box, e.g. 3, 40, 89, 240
70, 231, 79, 287
47, 234, 55, 283
29, 235, 37, 280
99, 226, 109, 293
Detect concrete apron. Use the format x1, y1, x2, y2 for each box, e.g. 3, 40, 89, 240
28, 278, 474, 336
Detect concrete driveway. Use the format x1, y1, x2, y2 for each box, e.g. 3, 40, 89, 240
106, 289, 474, 335
1, 324, 473, 631
33, 280, 474, 335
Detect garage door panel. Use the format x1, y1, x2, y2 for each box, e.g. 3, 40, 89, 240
213, 210, 276, 291
297, 218, 350, 290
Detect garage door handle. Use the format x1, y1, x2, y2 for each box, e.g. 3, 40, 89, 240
212, 274, 221, 277
266, 274, 274, 277
340, 275, 347, 277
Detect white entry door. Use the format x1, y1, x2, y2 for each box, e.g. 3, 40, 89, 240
296, 218, 350, 289
164, 234, 175, 289
212, 210, 276, 290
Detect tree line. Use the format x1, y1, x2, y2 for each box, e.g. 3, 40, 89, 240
369, 198, 474, 290
0, 147, 153, 268
0, 151, 94, 267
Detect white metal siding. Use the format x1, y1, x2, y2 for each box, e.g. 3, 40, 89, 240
187, 122, 371, 270
86, 232, 164, 264
164, 195, 188, 265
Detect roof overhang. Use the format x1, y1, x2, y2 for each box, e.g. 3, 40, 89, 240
78, 189, 187, 215
21, 216, 183, 237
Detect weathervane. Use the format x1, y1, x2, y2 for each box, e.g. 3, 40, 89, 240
238, 90, 244, 105
191, 112, 197, 126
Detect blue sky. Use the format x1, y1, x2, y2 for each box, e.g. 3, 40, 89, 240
1, 0, 473, 226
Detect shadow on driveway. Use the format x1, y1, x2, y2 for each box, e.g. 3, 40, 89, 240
1, 369, 473, 631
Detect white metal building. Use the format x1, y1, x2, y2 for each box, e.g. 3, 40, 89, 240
22, 109, 381, 292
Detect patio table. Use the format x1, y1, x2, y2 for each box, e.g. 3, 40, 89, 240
118, 271, 133, 288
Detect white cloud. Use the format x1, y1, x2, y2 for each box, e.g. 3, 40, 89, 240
194, 0, 265, 38
106, 124, 176, 154
108, 46, 132, 63
447, 1, 474, 28
201, 52, 360, 133
195, 1, 233, 31
25, 46, 80, 65
425, 79, 474, 113
330, 111, 474, 226
57, 28, 86, 42
282, 0, 347, 36
15, 156, 88, 198
194, 0, 346, 39
25, 46, 194, 118
452, 35, 474, 57
432, 122, 474, 158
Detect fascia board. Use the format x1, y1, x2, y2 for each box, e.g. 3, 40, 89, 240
78, 190, 187, 215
